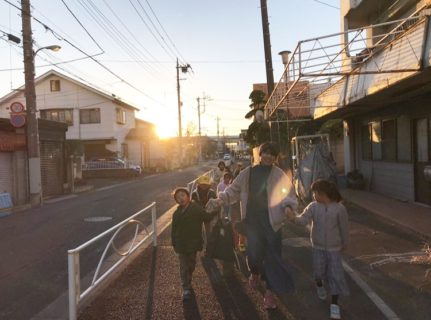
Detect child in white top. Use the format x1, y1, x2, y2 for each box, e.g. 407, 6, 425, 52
287, 179, 349, 320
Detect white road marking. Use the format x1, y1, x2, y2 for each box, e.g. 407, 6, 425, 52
283, 237, 401, 319
342, 260, 401, 320
44, 194, 77, 203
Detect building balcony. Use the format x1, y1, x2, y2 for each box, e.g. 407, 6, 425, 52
265, 5, 431, 122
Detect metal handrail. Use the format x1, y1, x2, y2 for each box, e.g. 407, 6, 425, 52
68, 202, 157, 320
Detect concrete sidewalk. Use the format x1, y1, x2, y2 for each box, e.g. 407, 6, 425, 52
341, 188, 431, 239
78, 225, 295, 320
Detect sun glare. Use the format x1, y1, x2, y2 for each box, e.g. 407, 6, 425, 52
156, 122, 177, 139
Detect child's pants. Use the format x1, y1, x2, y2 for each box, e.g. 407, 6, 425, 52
179, 252, 197, 290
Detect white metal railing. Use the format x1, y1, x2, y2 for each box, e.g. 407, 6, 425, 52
68, 202, 157, 320
82, 159, 142, 173
265, 4, 431, 119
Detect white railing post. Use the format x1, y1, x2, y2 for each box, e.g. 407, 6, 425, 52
151, 204, 157, 246
68, 251, 80, 320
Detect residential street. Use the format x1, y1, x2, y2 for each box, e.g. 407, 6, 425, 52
0, 164, 213, 320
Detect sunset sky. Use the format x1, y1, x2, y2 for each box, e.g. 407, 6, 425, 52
0, 0, 340, 137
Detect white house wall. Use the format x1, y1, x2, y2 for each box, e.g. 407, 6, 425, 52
0, 74, 137, 155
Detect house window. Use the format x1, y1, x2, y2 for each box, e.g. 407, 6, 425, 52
382, 119, 396, 161
80, 108, 101, 124
116, 108, 126, 124
371, 121, 382, 160
40, 109, 73, 125
50, 80, 61, 92
361, 124, 372, 160
397, 116, 411, 161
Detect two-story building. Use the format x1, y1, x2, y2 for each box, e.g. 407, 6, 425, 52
0, 69, 139, 161
266, 0, 431, 205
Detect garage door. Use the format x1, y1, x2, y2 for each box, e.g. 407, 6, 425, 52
40, 141, 64, 197
0, 152, 13, 194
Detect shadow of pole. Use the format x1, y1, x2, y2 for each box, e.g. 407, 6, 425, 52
144, 246, 157, 320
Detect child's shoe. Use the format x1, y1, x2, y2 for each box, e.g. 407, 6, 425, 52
316, 286, 327, 300
248, 274, 259, 290
263, 291, 277, 310
330, 304, 341, 319
182, 289, 192, 301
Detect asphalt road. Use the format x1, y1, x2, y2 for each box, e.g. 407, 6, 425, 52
0, 164, 213, 320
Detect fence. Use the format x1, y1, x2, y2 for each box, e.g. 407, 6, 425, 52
67, 202, 157, 320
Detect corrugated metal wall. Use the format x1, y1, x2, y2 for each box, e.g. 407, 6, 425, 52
40, 141, 64, 197
0, 152, 13, 194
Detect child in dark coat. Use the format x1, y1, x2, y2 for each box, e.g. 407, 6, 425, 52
171, 187, 216, 300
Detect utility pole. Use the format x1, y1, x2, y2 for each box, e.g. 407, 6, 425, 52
260, 0, 275, 95
197, 97, 202, 162
176, 58, 182, 164
22, 0, 42, 206
260, 0, 279, 145
176, 58, 192, 166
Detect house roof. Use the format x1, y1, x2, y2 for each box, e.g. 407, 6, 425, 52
0, 69, 140, 111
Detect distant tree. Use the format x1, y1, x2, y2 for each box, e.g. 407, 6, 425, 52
244, 90, 270, 148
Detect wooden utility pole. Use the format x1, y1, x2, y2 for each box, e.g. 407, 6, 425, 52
260, 0, 279, 144
260, 0, 275, 96
197, 97, 202, 162
176, 58, 182, 164
22, 0, 42, 206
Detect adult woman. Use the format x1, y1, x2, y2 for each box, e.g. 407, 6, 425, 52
206, 142, 297, 309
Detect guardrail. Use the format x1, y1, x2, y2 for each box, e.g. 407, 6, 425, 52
68, 202, 157, 320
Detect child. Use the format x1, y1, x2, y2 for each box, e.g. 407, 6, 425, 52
171, 187, 216, 300
217, 171, 233, 216
192, 175, 217, 208
288, 179, 349, 320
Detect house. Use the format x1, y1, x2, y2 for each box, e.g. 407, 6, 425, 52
267, 0, 431, 205
126, 119, 161, 170
0, 69, 139, 161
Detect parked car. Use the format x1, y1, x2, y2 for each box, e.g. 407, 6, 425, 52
222, 154, 233, 167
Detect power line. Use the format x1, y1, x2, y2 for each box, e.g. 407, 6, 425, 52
135, 0, 178, 61
143, 0, 187, 63
128, 0, 175, 61
76, 0, 162, 78
100, 0, 171, 76
311, 0, 339, 10
60, 0, 105, 53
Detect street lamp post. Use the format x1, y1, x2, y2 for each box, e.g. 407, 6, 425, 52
279, 50, 292, 170
22, 0, 61, 207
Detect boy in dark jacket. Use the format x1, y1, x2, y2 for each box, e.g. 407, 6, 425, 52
171, 187, 216, 300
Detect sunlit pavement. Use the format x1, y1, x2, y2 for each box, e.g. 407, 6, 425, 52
79, 203, 431, 320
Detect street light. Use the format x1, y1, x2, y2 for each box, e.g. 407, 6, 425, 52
279, 50, 292, 171
34, 45, 61, 56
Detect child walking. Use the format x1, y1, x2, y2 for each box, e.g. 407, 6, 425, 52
171, 187, 216, 300
288, 179, 349, 320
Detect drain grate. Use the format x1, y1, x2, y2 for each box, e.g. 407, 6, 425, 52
84, 216, 113, 222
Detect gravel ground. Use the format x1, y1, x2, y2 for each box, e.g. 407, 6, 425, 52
79, 226, 295, 320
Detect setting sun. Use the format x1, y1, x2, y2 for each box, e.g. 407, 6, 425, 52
156, 121, 178, 139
